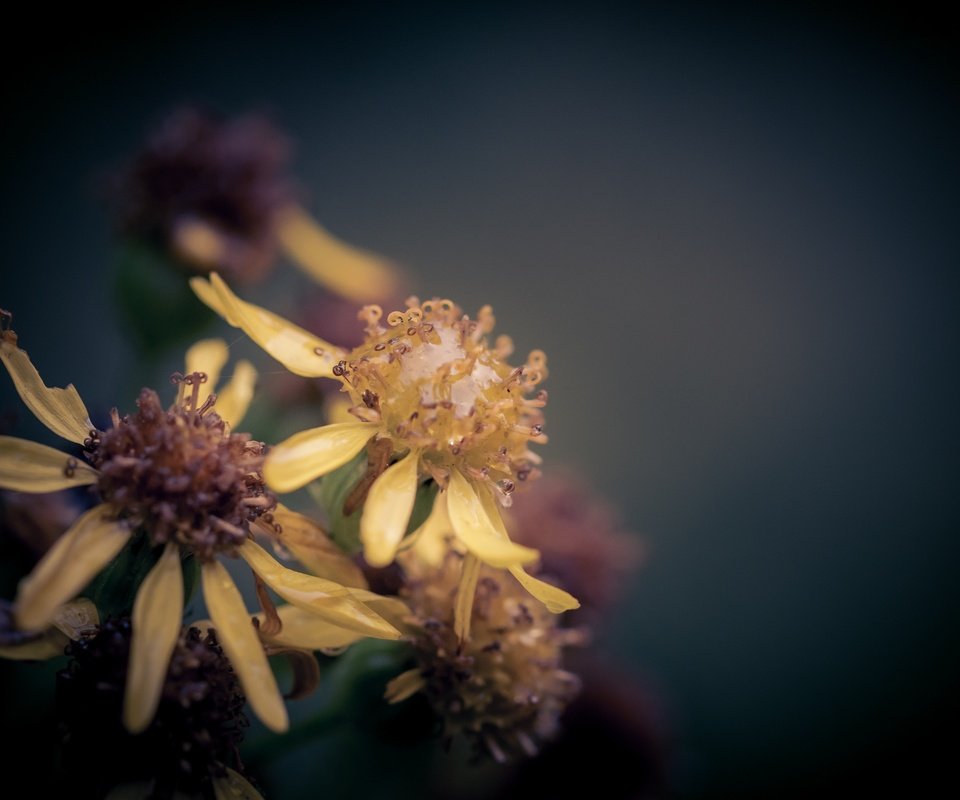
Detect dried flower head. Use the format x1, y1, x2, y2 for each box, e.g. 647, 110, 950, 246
0, 317, 400, 735
191, 275, 578, 631
58, 618, 262, 799
112, 107, 293, 282
111, 107, 398, 297
386, 553, 584, 762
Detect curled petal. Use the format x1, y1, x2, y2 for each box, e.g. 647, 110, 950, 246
215, 359, 257, 428
124, 542, 183, 733
264, 422, 377, 493
0, 336, 93, 444
15, 504, 130, 631
447, 469, 538, 569
257, 604, 365, 651
184, 338, 228, 407
360, 450, 420, 568
0, 436, 98, 492
190, 272, 344, 378
261, 504, 367, 588
277, 205, 399, 302
477, 486, 580, 613
238, 539, 400, 640
202, 560, 288, 733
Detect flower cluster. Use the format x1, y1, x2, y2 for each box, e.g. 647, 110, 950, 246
1, 129, 643, 795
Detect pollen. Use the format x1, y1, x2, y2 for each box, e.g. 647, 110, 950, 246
91, 372, 275, 561
340, 298, 547, 499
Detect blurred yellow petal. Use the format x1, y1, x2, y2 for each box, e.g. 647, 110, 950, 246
264, 422, 377, 493
184, 338, 228, 407
476, 486, 580, 613
0, 598, 101, 661
324, 395, 356, 425
202, 560, 288, 733
360, 450, 419, 568
384, 668, 426, 704
0, 436, 98, 492
0, 631, 67, 660
15, 504, 130, 631
190, 273, 344, 378
277, 205, 398, 302
258, 604, 364, 651
0, 336, 93, 444
408, 492, 457, 567
447, 469, 538, 569
213, 767, 265, 800
267, 504, 367, 588
237, 539, 399, 640
454, 553, 481, 641
215, 360, 257, 428
124, 542, 183, 733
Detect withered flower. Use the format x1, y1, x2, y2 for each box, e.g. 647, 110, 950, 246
0, 315, 400, 735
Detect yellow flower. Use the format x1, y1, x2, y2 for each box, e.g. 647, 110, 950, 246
189, 274, 579, 633
385, 551, 585, 762
0, 317, 400, 735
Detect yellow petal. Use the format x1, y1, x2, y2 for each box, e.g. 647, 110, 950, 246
267, 504, 367, 588
190, 272, 344, 378
258, 604, 365, 651
0, 436, 98, 492
276, 205, 399, 302
454, 553, 481, 641
124, 542, 183, 733
15, 504, 130, 631
202, 559, 288, 733
237, 539, 400, 640
50, 598, 100, 639
507, 566, 580, 613
345, 589, 413, 635
0, 336, 93, 444
184, 338, 228, 407
264, 422, 377, 493
476, 486, 580, 614
324, 395, 356, 425
384, 668, 426, 704
215, 359, 257, 428
213, 767, 266, 800
446, 469, 538, 568
0, 631, 68, 660
360, 450, 420, 568
408, 492, 457, 567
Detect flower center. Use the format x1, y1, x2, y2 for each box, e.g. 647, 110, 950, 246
91, 373, 274, 560
337, 300, 548, 492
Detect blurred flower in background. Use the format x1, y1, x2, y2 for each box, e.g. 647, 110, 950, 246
107, 108, 400, 356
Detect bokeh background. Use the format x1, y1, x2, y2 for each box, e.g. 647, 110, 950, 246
1, 2, 957, 797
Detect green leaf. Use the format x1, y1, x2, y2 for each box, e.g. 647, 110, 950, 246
83, 529, 161, 618
114, 239, 214, 359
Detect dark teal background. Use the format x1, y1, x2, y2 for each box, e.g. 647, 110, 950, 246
1, 2, 958, 797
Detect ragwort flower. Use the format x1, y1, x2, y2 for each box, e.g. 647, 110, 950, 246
58, 617, 263, 799
112, 107, 398, 299
386, 552, 585, 762
0, 314, 399, 734
190, 274, 578, 634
